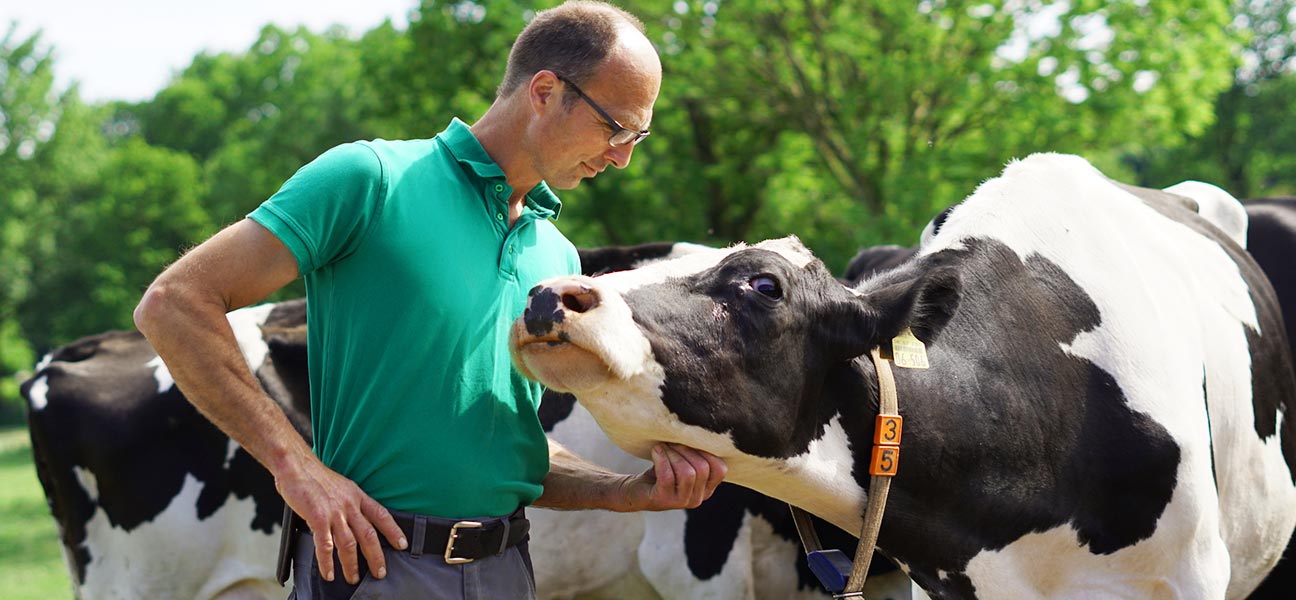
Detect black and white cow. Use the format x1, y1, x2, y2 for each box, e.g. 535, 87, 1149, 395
22, 241, 910, 599
1245, 197, 1296, 362
511, 153, 1296, 598
23, 300, 308, 600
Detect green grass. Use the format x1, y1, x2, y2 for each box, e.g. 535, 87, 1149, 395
0, 425, 73, 599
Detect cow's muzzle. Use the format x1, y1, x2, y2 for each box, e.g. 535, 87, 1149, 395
523, 278, 601, 337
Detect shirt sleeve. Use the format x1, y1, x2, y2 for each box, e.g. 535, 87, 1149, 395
247, 142, 386, 275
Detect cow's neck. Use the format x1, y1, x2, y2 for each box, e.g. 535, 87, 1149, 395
724, 358, 889, 537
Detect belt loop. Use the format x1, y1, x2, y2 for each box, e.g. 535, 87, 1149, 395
496, 516, 511, 555
410, 515, 428, 559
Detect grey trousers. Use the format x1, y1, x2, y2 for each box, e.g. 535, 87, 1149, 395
288, 521, 536, 599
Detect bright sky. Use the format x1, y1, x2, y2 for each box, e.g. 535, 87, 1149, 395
3, 0, 419, 103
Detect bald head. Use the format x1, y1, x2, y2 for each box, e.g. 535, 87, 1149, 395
497, 1, 660, 100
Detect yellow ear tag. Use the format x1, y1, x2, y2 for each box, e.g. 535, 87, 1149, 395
891, 327, 929, 369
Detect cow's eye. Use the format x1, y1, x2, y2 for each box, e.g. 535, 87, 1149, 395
749, 275, 782, 299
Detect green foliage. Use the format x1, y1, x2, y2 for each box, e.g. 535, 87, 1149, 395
19, 138, 210, 350
1126, 0, 1296, 196
0, 24, 107, 409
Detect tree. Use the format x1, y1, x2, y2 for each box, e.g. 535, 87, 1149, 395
570, 0, 1243, 268
0, 23, 106, 406
18, 138, 210, 351
1128, 0, 1296, 196
133, 25, 389, 225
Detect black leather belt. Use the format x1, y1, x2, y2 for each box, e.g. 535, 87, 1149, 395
392, 510, 530, 564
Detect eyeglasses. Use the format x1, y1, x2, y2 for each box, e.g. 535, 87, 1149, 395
555, 74, 650, 147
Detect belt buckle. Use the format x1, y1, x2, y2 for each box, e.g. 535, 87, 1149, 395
444, 520, 482, 564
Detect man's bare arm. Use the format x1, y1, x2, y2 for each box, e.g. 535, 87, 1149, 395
133, 218, 406, 584
534, 438, 727, 512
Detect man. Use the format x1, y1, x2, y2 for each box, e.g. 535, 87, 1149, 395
133, 2, 727, 598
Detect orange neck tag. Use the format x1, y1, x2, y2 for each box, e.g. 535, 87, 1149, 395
891, 327, 929, 369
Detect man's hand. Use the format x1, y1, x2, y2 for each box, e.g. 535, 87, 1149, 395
620, 443, 728, 511
276, 458, 408, 584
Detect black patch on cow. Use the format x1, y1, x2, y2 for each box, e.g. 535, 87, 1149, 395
524, 288, 565, 336
682, 482, 751, 578
677, 482, 896, 589
1242, 198, 1296, 485
1246, 198, 1296, 361
620, 239, 1184, 598
578, 241, 685, 276
538, 391, 577, 432
925, 205, 955, 240
842, 245, 918, 287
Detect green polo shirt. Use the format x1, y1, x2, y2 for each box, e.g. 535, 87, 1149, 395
248, 119, 580, 518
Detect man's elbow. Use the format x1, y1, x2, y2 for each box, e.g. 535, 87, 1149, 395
134, 279, 184, 339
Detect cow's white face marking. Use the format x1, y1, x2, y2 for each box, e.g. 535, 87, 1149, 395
515, 238, 871, 532
598, 237, 817, 294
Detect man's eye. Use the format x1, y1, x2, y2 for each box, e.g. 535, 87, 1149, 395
749, 276, 781, 299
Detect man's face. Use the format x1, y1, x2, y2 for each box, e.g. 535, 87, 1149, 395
536, 33, 661, 190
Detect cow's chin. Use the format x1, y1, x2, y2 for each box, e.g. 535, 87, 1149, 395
516, 342, 614, 393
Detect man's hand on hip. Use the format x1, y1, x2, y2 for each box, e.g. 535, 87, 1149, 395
276, 459, 408, 584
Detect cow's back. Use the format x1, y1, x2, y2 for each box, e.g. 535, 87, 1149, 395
922, 154, 1296, 597
22, 312, 294, 599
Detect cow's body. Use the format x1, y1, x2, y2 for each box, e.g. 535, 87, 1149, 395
24, 301, 307, 600
512, 154, 1296, 598
23, 240, 910, 599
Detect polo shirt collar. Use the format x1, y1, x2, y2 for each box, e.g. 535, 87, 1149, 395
438, 118, 563, 220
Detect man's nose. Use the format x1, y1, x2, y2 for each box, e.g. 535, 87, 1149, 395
605, 143, 634, 169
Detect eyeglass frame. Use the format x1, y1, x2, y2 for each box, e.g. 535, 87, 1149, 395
554, 73, 651, 147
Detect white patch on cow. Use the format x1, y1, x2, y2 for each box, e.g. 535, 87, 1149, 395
227, 303, 277, 374
146, 354, 175, 394
923, 152, 1295, 598
599, 237, 818, 294
642, 241, 714, 267
34, 351, 53, 373
27, 374, 49, 411
960, 521, 1224, 599
76, 471, 280, 600
1164, 180, 1248, 248
531, 403, 653, 598
639, 509, 757, 599
223, 439, 240, 470
74, 466, 100, 503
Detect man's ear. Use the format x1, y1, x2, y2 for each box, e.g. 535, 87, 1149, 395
529, 70, 561, 115
825, 266, 961, 361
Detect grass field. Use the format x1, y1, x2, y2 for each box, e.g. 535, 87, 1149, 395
0, 425, 72, 599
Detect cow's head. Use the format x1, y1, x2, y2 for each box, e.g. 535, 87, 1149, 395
510, 236, 960, 469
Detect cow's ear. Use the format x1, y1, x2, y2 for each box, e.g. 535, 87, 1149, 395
835, 266, 961, 359
869, 266, 960, 344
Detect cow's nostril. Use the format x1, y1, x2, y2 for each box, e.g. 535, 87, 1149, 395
561, 286, 599, 313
